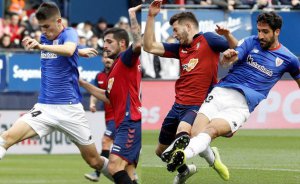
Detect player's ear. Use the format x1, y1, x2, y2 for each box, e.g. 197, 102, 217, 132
275, 29, 280, 37
119, 39, 126, 48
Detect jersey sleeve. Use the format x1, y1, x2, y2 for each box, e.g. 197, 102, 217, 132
236, 36, 255, 62
162, 42, 180, 59
62, 28, 78, 44
287, 57, 300, 79
203, 32, 229, 52
120, 45, 140, 67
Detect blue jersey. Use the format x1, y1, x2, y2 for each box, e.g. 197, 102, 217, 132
217, 35, 300, 112
38, 28, 81, 104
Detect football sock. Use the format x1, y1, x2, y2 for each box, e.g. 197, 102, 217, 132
177, 164, 188, 173
199, 146, 215, 166
112, 170, 133, 184
175, 131, 189, 139
0, 136, 6, 160
184, 133, 211, 159
132, 179, 138, 184
96, 150, 110, 176
100, 156, 113, 181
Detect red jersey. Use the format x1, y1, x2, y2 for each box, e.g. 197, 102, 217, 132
163, 32, 229, 106
94, 71, 114, 122
106, 47, 141, 127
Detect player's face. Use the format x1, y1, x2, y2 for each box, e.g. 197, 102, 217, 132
172, 21, 189, 45
257, 22, 278, 50
38, 17, 62, 40
103, 33, 122, 59
102, 52, 114, 69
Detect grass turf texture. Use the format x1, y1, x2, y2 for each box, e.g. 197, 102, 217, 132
141, 129, 300, 184
0, 130, 299, 184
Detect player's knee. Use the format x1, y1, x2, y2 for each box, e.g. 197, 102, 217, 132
102, 136, 112, 149
108, 159, 121, 175
204, 126, 220, 139
1, 131, 12, 148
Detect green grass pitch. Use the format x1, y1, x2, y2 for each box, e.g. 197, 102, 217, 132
0, 130, 299, 184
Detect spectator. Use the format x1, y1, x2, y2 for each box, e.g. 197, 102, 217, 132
78, 36, 88, 48
211, 0, 242, 10
115, 16, 133, 42
291, 0, 300, 8
88, 35, 102, 54
9, 13, 25, 45
0, 15, 11, 38
93, 17, 108, 39
77, 21, 94, 40
0, 34, 13, 48
7, 0, 25, 15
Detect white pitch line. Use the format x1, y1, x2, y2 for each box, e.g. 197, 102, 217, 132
141, 164, 300, 172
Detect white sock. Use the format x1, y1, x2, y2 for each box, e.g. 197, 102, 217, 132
100, 156, 113, 181
184, 133, 211, 159
199, 146, 215, 166
0, 136, 7, 160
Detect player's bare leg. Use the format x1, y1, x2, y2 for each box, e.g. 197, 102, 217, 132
77, 143, 113, 181
84, 135, 113, 182
0, 120, 38, 159
108, 154, 133, 184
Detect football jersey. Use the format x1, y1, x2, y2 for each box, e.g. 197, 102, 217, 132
162, 32, 229, 106
94, 71, 114, 122
217, 35, 300, 112
38, 28, 81, 104
106, 46, 141, 127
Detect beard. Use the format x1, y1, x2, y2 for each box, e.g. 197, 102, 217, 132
179, 31, 189, 46
259, 36, 275, 50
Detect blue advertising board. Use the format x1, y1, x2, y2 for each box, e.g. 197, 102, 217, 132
0, 54, 6, 90
142, 9, 300, 56
142, 9, 252, 42
7, 54, 104, 92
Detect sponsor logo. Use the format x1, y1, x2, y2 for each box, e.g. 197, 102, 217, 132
182, 58, 198, 72
247, 55, 273, 77
13, 65, 41, 81
41, 51, 58, 59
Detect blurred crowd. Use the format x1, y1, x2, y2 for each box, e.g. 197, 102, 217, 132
143, 0, 300, 10
0, 0, 135, 54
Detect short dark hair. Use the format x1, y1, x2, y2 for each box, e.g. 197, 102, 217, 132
169, 12, 198, 28
36, 2, 61, 21
257, 12, 282, 31
104, 28, 129, 48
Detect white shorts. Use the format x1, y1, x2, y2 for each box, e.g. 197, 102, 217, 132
19, 103, 94, 145
199, 87, 250, 133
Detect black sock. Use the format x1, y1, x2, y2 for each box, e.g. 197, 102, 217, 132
101, 150, 110, 158
175, 131, 189, 139
177, 164, 188, 173
95, 150, 110, 176
132, 179, 138, 184
112, 170, 133, 184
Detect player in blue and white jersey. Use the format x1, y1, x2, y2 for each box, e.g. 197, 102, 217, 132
0, 2, 112, 181
165, 11, 300, 182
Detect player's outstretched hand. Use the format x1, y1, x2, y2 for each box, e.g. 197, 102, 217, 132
89, 104, 97, 113
215, 25, 230, 36
148, 0, 162, 17
78, 48, 98, 58
78, 78, 87, 87
221, 49, 238, 67
129, 4, 142, 14
22, 37, 42, 50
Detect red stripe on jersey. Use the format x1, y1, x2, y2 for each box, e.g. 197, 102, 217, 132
95, 72, 114, 121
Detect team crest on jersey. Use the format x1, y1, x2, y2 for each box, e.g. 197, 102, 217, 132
275, 57, 284, 67
53, 39, 59, 45
107, 77, 114, 93
181, 49, 187, 53
182, 58, 198, 72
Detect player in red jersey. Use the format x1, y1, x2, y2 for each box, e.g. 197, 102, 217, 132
84, 51, 117, 182
143, 0, 238, 183
80, 5, 142, 184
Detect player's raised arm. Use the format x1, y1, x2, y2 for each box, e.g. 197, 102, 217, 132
79, 79, 110, 104
215, 25, 238, 49
128, 4, 142, 54
143, 0, 165, 56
